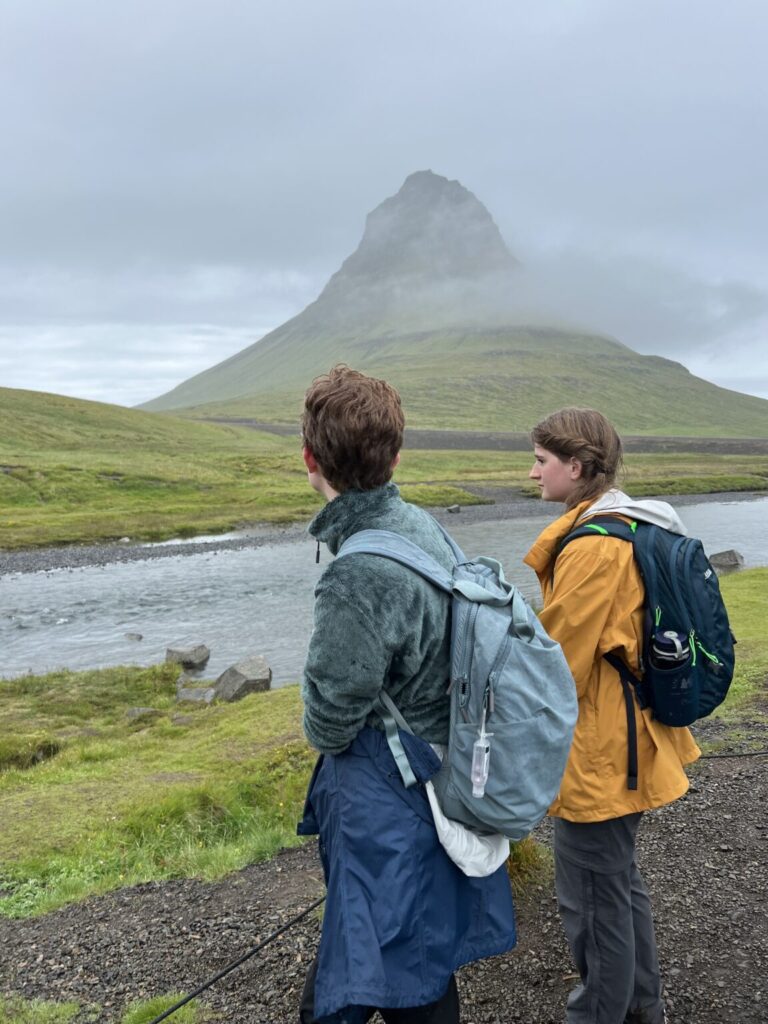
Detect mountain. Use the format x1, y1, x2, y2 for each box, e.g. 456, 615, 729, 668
140, 171, 768, 437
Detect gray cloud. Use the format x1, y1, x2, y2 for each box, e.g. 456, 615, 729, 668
0, 0, 766, 405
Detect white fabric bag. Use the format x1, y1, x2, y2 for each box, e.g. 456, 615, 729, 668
425, 780, 510, 877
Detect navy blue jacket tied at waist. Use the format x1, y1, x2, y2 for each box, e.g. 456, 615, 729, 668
298, 727, 517, 1021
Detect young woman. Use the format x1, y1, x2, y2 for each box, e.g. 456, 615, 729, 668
523, 408, 700, 1024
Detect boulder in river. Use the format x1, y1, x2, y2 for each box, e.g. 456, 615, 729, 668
166, 643, 211, 669
215, 655, 272, 701
709, 549, 745, 571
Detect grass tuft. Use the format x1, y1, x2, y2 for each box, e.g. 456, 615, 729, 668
0, 734, 62, 771
119, 994, 206, 1024
507, 836, 552, 895
0, 996, 83, 1024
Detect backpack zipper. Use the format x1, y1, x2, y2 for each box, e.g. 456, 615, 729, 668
453, 601, 481, 722
668, 534, 693, 633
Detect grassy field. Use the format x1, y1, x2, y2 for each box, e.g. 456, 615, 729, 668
1, 569, 765, 924
0, 993, 205, 1024
2, 388, 768, 550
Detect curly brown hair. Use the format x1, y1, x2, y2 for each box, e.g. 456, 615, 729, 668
301, 365, 404, 492
531, 407, 624, 509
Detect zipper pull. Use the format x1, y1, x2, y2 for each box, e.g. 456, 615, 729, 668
315, 540, 320, 564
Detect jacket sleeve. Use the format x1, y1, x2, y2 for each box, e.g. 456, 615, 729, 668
301, 575, 394, 755
537, 543, 624, 700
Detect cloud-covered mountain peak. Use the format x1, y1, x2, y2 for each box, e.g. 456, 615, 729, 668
318, 170, 518, 302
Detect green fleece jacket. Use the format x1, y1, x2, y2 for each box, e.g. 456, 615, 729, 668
301, 483, 453, 755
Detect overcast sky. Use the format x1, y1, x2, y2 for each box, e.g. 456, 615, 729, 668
1, 0, 767, 408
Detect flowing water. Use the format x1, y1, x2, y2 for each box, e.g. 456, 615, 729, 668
1, 495, 766, 685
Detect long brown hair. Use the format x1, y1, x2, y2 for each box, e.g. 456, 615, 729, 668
531, 407, 624, 509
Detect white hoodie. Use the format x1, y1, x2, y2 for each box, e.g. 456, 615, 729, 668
579, 488, 688, 536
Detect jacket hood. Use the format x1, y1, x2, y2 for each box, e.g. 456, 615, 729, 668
524, 489, 688, 579
580, 488, 688, 536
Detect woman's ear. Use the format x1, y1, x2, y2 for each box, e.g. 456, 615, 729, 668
392, 452, 401, 470
569, 457, 583, 480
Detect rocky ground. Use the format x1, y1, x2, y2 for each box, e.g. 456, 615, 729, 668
1, 707, 766, 1024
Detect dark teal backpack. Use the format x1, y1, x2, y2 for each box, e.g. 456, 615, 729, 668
559, 516, 736, 787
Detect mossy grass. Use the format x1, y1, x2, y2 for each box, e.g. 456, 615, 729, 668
118, 994, 206, 1024
709, 568, 768, 717
0, 993, 206, 1024
1, 570, 765, 921
0, 664, 314, 917
507, 835, 552, 895
0, 996, 83, 1023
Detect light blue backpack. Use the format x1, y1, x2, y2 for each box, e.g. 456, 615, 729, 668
336, 525, 578, 841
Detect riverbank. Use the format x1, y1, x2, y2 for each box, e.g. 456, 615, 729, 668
2, 489, 765, 576
2, 421, 767, 553
1, 570, 766, 1022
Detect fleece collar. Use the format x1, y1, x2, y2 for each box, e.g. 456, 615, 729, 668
308, 482, 400, 555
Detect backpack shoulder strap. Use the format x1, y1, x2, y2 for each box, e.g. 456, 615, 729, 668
335, 532, 451, 790
336, 528, 456, 593
557, 514, 638, 555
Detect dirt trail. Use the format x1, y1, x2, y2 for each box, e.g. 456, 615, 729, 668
1, 707, 766, 1023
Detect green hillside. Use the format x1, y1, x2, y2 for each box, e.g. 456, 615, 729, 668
0, 387, 318, 548
142, 321, 768, 437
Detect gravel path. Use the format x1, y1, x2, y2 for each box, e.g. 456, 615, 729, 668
2, 709, 766, 1024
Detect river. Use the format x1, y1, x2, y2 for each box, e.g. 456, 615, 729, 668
1, 494, 766, 685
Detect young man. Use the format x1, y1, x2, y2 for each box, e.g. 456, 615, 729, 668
297, 366, 516, 1024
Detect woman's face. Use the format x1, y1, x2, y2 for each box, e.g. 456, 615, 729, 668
529, 445, 583, 503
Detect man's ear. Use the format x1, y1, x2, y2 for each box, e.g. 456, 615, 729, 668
392, 452, 401, 470
303, 446, 319, 473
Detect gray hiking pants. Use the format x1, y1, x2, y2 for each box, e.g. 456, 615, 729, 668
554, 813, 665, 1024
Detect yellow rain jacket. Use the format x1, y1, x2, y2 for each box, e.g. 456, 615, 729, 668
524, 500, 700, 822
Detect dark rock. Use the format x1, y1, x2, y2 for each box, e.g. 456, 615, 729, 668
709, 549, 745, 570
215, 656, 272, 701
176, 685, 216, 705
165, 643, 211, 669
